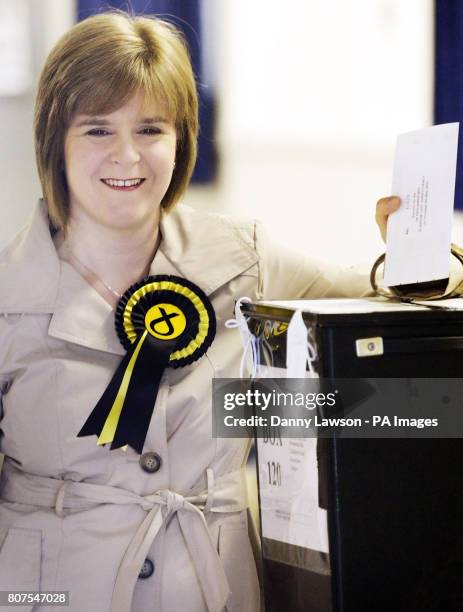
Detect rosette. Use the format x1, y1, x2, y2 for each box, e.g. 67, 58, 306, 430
77, 275, 216, 453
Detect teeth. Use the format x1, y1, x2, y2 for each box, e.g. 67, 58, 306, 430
103, 178, 143, 187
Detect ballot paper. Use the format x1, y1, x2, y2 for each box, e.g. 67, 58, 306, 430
384, 123, 459, 286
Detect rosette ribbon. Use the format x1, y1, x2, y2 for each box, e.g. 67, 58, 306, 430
77, 275, 216, 454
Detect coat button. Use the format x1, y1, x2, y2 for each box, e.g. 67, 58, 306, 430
138, 558, 154, 579
139, 452, 162, 473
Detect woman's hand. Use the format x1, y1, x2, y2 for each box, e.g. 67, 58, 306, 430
375, 196, 400, 242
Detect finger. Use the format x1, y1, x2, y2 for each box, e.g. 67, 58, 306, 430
375, 196, 400, 221
375, 196, 400, 242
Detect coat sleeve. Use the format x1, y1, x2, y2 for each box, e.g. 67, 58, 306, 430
253, 220, 373, 300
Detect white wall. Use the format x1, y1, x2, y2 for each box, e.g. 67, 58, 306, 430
186, 0, 434, 265
0, 0, 75, 246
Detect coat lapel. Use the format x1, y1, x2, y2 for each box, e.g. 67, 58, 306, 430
0, 201, 258, 355
48, 247, 186, 356
158, 204, 259, 295
47, 261, 125, 355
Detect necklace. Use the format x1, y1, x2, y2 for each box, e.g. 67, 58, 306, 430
60, 244, 123, 299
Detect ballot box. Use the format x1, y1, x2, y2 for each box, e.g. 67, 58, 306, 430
240, 298, 463, 612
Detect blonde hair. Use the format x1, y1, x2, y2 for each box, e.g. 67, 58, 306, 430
34, 12, 198, 229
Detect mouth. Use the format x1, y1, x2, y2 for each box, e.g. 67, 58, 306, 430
100, 178, 146, 191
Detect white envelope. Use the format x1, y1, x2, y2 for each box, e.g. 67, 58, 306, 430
384, 123, 459, 286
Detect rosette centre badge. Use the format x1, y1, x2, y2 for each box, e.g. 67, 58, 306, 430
145, 304, 186, 339
77, 275, 216, 453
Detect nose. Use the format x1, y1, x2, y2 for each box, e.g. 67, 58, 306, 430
110, 135, 141, 165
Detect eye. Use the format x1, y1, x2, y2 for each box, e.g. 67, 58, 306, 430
87, 128, 109, 136
86, 128, 110, 136
139, 127, 162, 135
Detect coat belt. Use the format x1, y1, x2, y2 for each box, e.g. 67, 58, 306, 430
0, 460, 249, 612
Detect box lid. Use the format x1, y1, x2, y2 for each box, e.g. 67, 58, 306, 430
241, 297, 463, 326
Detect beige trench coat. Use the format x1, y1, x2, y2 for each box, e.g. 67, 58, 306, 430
0, 200, 369, 612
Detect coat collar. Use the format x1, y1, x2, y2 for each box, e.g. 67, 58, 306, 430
158, 202, 258, 295
0, 200, 258, 354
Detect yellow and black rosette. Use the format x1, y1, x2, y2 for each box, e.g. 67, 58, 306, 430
77, 275, 216, 453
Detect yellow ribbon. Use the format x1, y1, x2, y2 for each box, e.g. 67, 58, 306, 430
97, 330, 148, 446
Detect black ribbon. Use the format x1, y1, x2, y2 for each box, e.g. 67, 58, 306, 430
77, 333, 175, 453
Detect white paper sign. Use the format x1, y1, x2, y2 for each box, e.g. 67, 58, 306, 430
257, 434, 329, 554
384, 123, 458, 286
258, 360, 328, 554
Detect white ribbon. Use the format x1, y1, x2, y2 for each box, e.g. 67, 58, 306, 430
286, 309, 318, 378
226, 296, 260, 377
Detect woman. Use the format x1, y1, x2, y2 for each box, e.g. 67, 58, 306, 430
0, 11, 394, 612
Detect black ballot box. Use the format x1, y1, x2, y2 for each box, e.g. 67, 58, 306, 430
240, 298, 463, 612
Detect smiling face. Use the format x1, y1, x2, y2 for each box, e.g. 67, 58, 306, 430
64, 94, 177, 232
